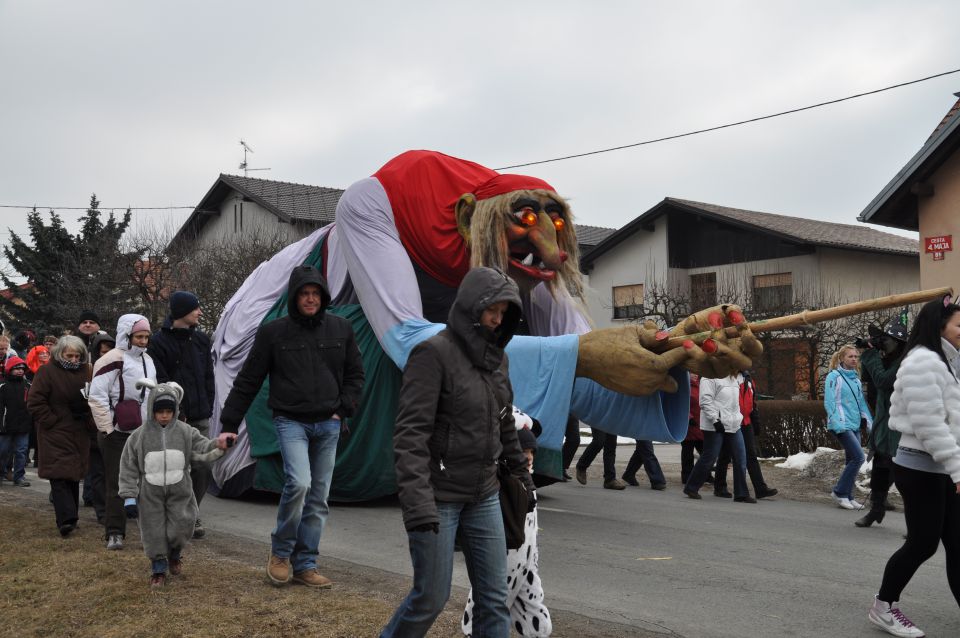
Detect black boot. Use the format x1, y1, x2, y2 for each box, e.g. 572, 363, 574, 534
855, 494, 886, 528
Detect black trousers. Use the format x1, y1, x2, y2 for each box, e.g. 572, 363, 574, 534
680, 439, 704, 484
82, 438, 106, 522
50, 479, 80, 529
561, 414, 581, 470
870, 453, 895, 504
715, 425, 769, 494
98, 430, 131, 538
188, 418, 212, 508
576, 427, 617, 481
878, 464, 960, 606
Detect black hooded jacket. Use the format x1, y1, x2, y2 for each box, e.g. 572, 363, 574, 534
393, 267, 534, 531
220, 265, 365, 434
147, 317, 214, 421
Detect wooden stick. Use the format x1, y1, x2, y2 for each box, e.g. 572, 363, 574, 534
659, 286, 953, 350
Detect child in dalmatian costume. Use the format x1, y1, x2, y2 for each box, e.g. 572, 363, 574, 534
118, 380, 235, 585
462, 407, 552, 637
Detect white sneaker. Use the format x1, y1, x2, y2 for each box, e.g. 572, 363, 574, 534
831, 492, 855, 510
868, 596, 924, 637
106, 534, 123, 550
849, 498, 865, 510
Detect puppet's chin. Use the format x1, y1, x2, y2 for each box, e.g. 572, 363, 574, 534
509, 258, 557, 282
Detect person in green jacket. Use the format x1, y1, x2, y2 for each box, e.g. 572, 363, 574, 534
856, 318, 908, 528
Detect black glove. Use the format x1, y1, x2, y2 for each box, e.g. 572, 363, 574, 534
124, 504, 139, 519
526, 491, 537, 513
713, 421, 724, 433
410, 522, 438, 534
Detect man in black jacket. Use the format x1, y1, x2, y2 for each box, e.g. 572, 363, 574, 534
148, 291, 215, 538
220, 265, 364, 590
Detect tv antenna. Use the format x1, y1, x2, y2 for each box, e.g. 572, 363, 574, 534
238, 139, 271, 177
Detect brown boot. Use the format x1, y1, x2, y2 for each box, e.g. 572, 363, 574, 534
292, 569, 333, 589
267, 555, 291, 586
603, 478, 627, 490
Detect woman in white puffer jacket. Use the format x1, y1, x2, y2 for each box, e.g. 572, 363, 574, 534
868, 298, 960, 637
88, 314, 157, 552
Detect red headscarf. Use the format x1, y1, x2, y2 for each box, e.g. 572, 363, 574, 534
374, 150, 558, 288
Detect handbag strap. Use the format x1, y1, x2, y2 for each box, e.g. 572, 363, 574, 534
839, 372, 864, 415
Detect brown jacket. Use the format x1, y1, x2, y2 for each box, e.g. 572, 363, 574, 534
27, 361, 94, 481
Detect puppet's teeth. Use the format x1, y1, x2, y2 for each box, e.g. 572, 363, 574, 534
521, 253, 534, 266
536, 260, 546, 269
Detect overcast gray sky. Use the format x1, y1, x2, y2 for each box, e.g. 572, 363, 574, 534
2, 1, 959, 264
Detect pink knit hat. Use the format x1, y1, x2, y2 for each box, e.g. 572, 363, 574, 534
130, 318, 151, 335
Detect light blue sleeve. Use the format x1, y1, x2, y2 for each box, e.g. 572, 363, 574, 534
382, 318, 446, 370
124, 497, 137, 506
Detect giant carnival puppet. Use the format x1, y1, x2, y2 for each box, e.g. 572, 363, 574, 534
208, 150, 761, 500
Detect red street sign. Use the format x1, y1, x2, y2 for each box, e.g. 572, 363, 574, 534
934, 251, 945, 261
925, 235, 953, 252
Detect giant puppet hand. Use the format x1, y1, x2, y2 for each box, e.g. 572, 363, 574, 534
576, 304, 762, 395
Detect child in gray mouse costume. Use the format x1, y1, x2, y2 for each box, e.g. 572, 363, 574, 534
118, 379, 236, 587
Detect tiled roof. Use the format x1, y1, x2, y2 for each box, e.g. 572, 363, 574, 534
928, 96, 960, 142
576, 224, 617, 247
219, 174, 344, 224
668, 198, 918, 256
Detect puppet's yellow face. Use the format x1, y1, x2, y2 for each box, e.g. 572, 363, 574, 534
503, 192, 569, 284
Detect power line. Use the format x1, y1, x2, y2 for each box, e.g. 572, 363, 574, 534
493, 68, 960, 170
2, 68, 958, 210
0, 205, 194, 211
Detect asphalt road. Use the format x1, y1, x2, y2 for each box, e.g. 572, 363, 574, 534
14, 445, 959, 637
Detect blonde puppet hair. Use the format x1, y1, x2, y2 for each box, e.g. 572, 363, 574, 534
467, 189, 585, 303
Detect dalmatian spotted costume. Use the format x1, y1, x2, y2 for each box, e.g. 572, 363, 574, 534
462, 408, 552, 637
118, 380, 224, 563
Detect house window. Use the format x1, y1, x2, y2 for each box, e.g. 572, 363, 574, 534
752, 272, 792, 313
690, 272, 717, 310
613, 284, 644, 320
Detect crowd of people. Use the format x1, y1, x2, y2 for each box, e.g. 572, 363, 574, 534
3, 269, 960, 638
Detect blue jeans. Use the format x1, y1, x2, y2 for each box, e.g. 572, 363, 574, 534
624, 439, 666, 485
381, 493, 510, 638
0, 433, 29, 483
686, 429, 749, 498
272, 417, 340, 573
832, 429, 864, 500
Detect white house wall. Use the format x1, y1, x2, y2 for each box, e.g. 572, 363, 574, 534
584, 216, 668, 329
815, 248, 919, 303
196, 194, 299, 246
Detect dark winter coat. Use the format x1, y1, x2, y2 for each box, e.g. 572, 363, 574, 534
220, 265, 365, 433
27, 361, 94, 481
393, 267, 535, 532
148, 318, 214, 421
0, 377, 32, 435
861, 348, 901, 458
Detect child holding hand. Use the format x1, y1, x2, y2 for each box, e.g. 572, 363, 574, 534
118, 380, 236, 587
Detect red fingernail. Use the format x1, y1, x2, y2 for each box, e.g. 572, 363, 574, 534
656, 330, 670, 341
683, 339, 694, 349
702, 339, 718, 353
728, 310, 745, 325
708, 312, 723, 329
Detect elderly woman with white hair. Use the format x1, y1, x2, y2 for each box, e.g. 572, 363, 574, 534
27, 335, 94, 536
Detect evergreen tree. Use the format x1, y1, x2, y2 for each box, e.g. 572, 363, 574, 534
0, 195, 133, 336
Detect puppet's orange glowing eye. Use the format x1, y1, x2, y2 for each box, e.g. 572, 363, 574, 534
518, 208, 538, 227
553, 218, 565, 232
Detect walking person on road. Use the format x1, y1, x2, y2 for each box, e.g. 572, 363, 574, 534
683, 374, 754, 503
382, 267, 535, 638
26, 336, 94, 536
868, 298, 960, 637
824, 344, 872, 510
219, 265, 364, 590
575, 427, 626, 490
88, 314, 157, 551
148, 291, 216, 540
713, 370, 778, 499
621, 439, 666, 490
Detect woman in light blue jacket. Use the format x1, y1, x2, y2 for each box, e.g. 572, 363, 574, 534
824, 344, 873, 510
